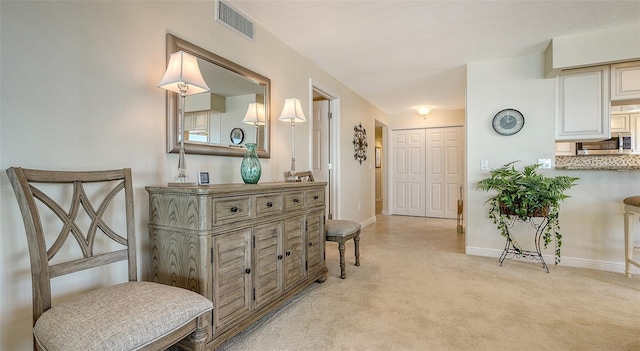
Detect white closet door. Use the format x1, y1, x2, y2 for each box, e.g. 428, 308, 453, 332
407, 130, 426, 216
425, 129, 445, 217
392, 129, 426, 216
392, 127, 462, 219
426, 127, 464, 219
392, 130, 408, 215
443, 128, 464, 219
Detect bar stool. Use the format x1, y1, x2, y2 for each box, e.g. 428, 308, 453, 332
325, 219, 361, 279
623, 196, 640, 277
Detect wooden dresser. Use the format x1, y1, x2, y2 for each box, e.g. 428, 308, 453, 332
145, 182, 327, 350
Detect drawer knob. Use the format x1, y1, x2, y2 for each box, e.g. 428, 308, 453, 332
230, 206, 238, 213
277, 255, 283, 260
286, 251, 291, 256
293, 198, 300, 203
314, 195, 319, 200
245, 268, 251, 274
267, 202, 273, 208
308, 242, 313, 247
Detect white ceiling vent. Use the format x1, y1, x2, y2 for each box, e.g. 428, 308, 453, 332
216, 0, 255, 41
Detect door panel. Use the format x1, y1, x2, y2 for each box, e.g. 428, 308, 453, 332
312, 100, 330, 215
443, 128, 464, 219
407, 130, 426, 216
284, 215, 306, 290
212, 229, 252, 331
426, 129, 444, 217
392, 131, 408, 214
306, 210, 325, 275
254, 221, 283, 309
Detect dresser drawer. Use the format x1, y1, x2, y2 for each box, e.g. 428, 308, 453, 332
256, 193, 283, 218
305, 189, 324, 207
284, 191, 304, 211
212, 196, 251, 226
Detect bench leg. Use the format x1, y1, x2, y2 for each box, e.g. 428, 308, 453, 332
354, 233, 360, 267
338, 240, 347, 279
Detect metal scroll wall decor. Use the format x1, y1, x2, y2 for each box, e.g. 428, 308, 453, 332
353, 123, 368, 164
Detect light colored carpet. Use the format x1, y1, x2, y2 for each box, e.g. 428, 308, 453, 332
210, 215, 639, 351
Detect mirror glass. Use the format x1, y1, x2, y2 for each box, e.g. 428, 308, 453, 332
165, 34, 270, 158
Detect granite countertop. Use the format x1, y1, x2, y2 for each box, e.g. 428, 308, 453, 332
555, 154, 640, 170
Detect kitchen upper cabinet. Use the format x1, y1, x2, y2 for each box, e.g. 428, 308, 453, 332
611, 114, 630, 133
556, 65, 610, 141
611, 61, 640, 101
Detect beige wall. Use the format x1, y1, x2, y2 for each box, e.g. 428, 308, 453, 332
0, 2, 384, 348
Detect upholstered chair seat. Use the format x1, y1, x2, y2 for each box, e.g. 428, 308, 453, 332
33, 282, 212, 351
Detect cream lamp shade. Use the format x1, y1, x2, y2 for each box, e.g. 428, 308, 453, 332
158, 50, 210, 96
278, 98, 307, 123
242, 103, 266, 125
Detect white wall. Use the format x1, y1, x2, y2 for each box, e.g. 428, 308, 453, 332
466, 52, 640, 273
0, 2, 384, 349
546, 24, 640, 76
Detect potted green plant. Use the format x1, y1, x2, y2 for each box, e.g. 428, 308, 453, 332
477, 161, 579, 264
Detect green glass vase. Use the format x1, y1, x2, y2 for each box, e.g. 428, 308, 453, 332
241, 143, 261, 184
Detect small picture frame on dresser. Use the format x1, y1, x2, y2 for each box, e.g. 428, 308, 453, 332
197, 171, 210, 185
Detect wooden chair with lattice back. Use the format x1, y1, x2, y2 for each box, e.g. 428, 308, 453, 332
6, 167, 213, 351
295, 171, 315, 182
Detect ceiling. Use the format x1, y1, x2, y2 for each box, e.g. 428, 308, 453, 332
228, 0, 640, 116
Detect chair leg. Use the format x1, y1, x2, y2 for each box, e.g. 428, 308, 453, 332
338, 241, 347, 279
190, 315, 208, 351
354, 233, 360, 267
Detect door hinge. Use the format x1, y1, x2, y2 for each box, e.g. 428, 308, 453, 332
305, 261, 308, 271
253, 288, 256, 301
328, 112, 333, 120
252, 235, 256, 249
211, 247, 213, 264
305, 220, 308, 232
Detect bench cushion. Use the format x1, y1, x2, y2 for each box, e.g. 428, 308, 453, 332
326, 219, 361, 237
34, 281, 213, 351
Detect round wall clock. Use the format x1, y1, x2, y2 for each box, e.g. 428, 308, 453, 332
492, 109, 524, 136
230, 128, 244, 144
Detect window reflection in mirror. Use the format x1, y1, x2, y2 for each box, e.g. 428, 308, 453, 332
165, 34, 270, 158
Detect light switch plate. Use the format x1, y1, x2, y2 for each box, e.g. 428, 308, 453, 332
537, 158, 551, 169
481, 160, 489, 171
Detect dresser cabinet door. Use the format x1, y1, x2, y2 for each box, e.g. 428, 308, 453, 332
283, 215, 306, 290
253, 221, 283, 308
306, 210, 325, 276
212, 229, 252, 331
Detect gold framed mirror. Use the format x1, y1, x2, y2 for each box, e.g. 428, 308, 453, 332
164, 34, 271, 158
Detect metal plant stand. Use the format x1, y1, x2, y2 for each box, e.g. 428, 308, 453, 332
498, 215, 550, 273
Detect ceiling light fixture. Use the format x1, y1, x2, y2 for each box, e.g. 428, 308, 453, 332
417, 106, 432, 119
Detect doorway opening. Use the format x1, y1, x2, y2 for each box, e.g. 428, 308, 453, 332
374, 120, 388, 215
310, 79, 340, 219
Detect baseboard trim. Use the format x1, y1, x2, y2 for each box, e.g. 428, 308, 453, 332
361, 216, 377, 228
466, 246, 640, 275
